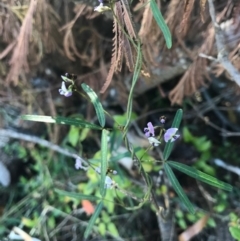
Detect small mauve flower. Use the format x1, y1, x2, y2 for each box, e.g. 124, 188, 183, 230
144, 122, 155, 137
59, 82, 72, 97
148, 136, 161, 146
105, 176, 113, 189
164, 128, 180, 143
159, 116, 166, 124
75, 157, 88, 171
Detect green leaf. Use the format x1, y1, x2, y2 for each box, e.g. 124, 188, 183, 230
229, 226, 240, 241
81, 83, 105, 127
55, 189, 98, 201
183, 127, 212, 152
21, 115, 102, 130
100, 129, 108, 197
163, 109, 183, 160
194, 137, 211, 152
168, 161, 233, 191
164, 163, 195, 214
171, 109, 183, 128
61, 75, 74, 83
84, 201, 103, 239
54, 189, 101, 201
98, 222, 106, 236
124, 42, 142, 132
110, 151, 131, 162
107, 223, 119, 237
163, 141, 173, 161
183, 127, 194, 143
68, 126, 80, 147
150, 0, 172, 49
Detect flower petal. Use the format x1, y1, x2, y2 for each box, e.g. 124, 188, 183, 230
148, 137, 161, 146
147, 122, 155, 136
75, 157, 88, 171
144, 122, 155, 137
172, 134, 180, 142
64, 90, 72, 97
59, 82, 72, 97
61, 81, 67, 91
164, 128, 178, 142
104, 176, 112, 189
75, 158, 82, 169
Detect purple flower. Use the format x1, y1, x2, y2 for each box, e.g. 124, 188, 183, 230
105, 176, 113, 189
59, 82, 72, 97
144, 122, 155, 137
164, 128, 180, 143
75, 157, 88, 171
159, 116, 166, 124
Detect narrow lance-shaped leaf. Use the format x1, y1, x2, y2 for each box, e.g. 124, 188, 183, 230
81, 83, 106, 127
150, 0, 172, 49
171, 109, 183, 128
163, 109, 183, 161
168, 161, 233, 191
21, 115, 102, 130
124, 42, 142, 132
164, 163, 195, 214
84, 201, 103, 239
100, 129, 108, 197
54, 189, 101, 201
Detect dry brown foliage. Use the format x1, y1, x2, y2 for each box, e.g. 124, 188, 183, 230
155, 0, 240, 105
200, 0, 208, 22
59, 4, 98, 64
100, 0, 137, 93
6, 0, 37, 85
0, 0, 239, 105
0, 0, 61, 85
137, 0, 162, 66
169, 27, 215, 105
180, 0, 196, 37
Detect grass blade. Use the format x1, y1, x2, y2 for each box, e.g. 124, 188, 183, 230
84, 201, 103, 239
150, 0, 172, 49
100, 129, 108, 197
21, 115, 102, 130
164, 163, 195, 214
54, 189, 101, 201
168, 161, 233, 191
81, 83, 105, 127
124, 42, 142, 132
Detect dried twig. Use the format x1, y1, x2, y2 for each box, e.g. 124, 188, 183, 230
213, 158, 240, 176
208, 0, 240, 86
0, 129, 88, 165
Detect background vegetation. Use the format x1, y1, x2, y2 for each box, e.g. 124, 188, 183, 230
0, 0, 240, 240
